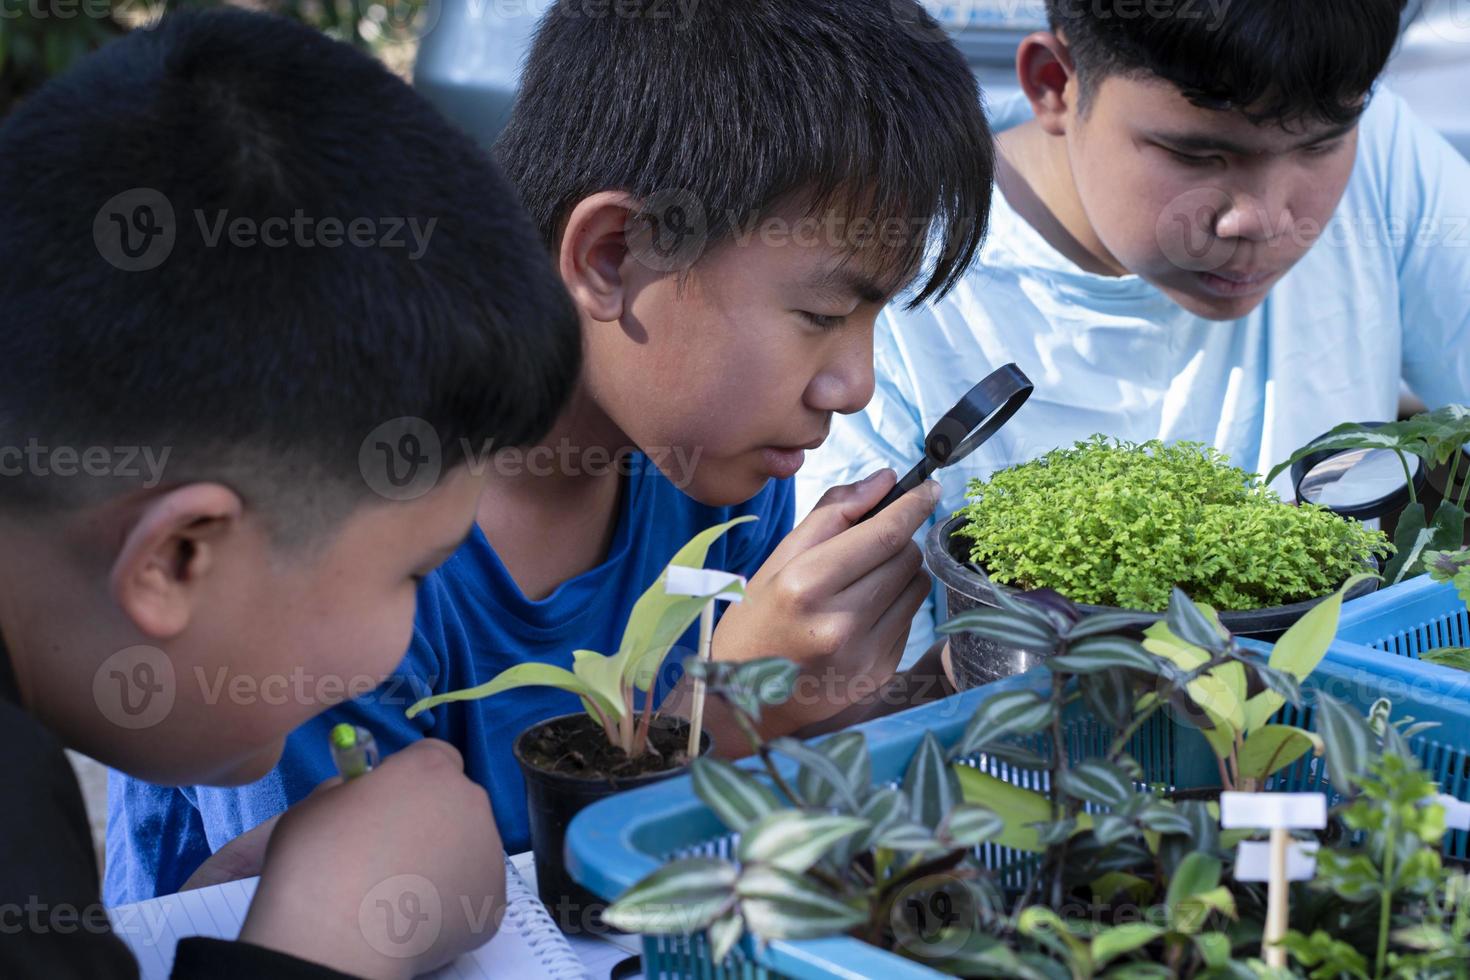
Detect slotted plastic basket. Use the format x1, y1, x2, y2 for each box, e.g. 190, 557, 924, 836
567, 644, 1470, 979
1334, 575, 1470, 701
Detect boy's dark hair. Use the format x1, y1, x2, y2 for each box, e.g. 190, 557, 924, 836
0, 9, 579, 537
1048, 0, 1408, 127
495, 0, 993, 309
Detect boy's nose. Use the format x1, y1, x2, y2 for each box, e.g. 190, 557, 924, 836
1215, 184, 1291, 244
808, 335, 876, 416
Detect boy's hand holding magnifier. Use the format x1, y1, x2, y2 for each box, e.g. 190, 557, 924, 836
711, 365, 1033, 737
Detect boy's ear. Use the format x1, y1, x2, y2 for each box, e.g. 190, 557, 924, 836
110, 483, 245, 639
1016, 31, 1078, 137
558, 191, 645, 323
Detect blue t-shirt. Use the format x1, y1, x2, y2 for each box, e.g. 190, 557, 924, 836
104, 455, 794, 904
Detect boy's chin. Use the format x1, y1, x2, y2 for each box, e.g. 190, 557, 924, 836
1157, 275, 1275, 322
203, 738, 287, 786
679, 459, 770, 509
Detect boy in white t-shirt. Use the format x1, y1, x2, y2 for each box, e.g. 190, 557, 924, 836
799, 0, 1470, 665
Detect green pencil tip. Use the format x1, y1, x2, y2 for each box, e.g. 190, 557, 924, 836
330, 723, 357, 750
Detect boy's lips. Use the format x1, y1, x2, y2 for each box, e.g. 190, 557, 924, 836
1192, 268, 1277, 299
761, 436, 827, 479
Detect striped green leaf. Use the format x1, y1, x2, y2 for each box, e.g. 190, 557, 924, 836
1065, 611, 1158, 641
904, 731, 962, 830
737, 866, 866, 940
691, 758, 780, 834
1165, 589, 1227, 654
737, 810, 868, 874
769, 737, 860, 811
1058, 760, 1133, 807
1315, 692, 1376, 791
707, 912, 744, 964
604, 858, 738, 935
938, 607, 1059, 652
798, 731, 871, 809
1048, 636, 1160, 675
952, 689, 1054, 758
940, 804, 1005, 848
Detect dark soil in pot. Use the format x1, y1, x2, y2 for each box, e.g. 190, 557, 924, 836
514, 713, 712, 934
927, 515, 1382, 691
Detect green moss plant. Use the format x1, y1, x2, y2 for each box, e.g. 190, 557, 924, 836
954, 436, 1391, 611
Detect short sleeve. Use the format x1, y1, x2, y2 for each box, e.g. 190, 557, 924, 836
1366, 90, 1470, 407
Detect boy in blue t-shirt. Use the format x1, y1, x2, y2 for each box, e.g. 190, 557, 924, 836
106, 0, 994, 905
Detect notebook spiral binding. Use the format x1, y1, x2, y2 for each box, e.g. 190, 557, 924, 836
502, 859, 586, 979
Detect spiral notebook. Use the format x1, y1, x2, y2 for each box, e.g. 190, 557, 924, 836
107, 858, 586, 979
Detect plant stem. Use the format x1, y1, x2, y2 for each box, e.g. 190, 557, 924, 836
1376, 809, 1398, 979
723, 701, 812, 808
619, 684, 637, 755
1396, 450, 1418, 506
1217, 754, 1233, 793
1106, 700, 1165, 762
585, 697, 621, 748
632, 687, 656, 757
1458, 450, 1470, 512
1048, 669, 1070, 910
1449, 451, 1463, 508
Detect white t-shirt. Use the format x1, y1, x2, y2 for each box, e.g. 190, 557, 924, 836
797, 88, 1470, 666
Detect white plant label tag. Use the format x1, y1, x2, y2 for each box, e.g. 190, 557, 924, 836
1234, 839, 1318, 882
1220, 792, 1327, 830
664, 566, 747, 602
1439, 793, 1470, 831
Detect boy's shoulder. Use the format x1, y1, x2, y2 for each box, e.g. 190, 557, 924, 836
0, 694, 139, 974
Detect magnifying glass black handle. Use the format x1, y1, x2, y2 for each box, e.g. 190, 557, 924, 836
854, 363, 1033, 525
859, 458, 938, 524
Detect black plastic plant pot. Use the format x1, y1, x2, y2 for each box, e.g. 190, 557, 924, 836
513, 712, 712, 935
926, 515, 1382, 690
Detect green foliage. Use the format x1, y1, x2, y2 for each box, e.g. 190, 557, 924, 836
1427, 549, 1470, 608
607, 585, 1469, 979
405, 517, 754, 757
954, 437, 1389, 611
1, 0, 426, 117
1291, 753, 1455, 980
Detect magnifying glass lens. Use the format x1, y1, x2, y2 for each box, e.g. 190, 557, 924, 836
1299, 448, 1421, 510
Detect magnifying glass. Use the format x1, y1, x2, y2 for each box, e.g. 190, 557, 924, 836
1290, 421, 1428, 522
859, 363, 1034, 523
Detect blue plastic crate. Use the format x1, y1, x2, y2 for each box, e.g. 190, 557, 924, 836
1333, 575, 1470, 700
567, 646, 1470, 980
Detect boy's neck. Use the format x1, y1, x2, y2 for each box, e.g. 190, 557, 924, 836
995, 120, 1130, 278
476, 385, 635, 601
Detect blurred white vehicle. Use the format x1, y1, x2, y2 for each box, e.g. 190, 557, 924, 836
412, 0, 1464, 154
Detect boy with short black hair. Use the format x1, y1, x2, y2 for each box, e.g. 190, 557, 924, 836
801, 0, 1470, 665
1, 8, 580, 976
106, 0, 996, 918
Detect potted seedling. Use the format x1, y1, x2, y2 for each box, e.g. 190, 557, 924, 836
602, 581, 1467, 978
929, 436, 1391, 688
405, 516, 752, 930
